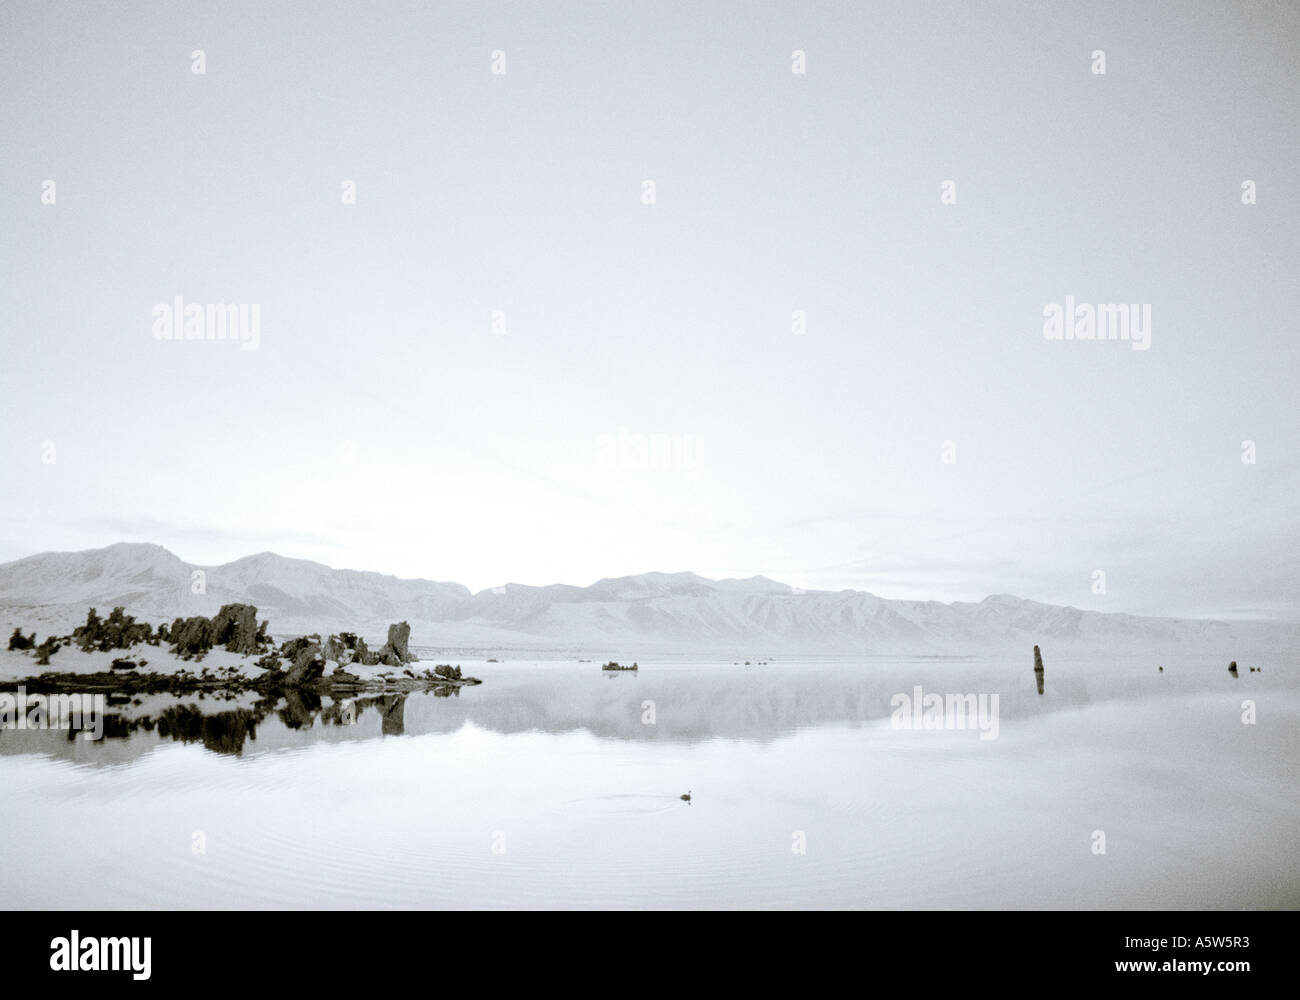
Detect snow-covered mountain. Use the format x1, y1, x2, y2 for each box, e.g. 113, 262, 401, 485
0, 543, 1293, 656
0, 542, 468, 639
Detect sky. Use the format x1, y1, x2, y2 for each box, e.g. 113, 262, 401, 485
1, 0, 1297, 620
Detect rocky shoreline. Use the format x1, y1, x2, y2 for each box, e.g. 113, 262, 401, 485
3, 603, 482, 697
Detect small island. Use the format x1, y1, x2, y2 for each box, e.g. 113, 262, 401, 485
601, 660, 638, 672
3, 603, 482, 697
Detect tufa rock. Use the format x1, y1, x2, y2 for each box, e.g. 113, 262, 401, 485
331, 664, 361, 684
353, 636, 379, 667
323, 634, 347, 664
210, 603, 260, 655
169, 616, 214, 658
377, 621, 416, 666
284, 641, 325, 687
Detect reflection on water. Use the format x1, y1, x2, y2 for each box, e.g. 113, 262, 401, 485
3, 690, 429, 758
2, 656, 1297, 910
156, 704, 261, 757
554, 793, 689, 818
0, 654, 1277, 765
382, 695, 405, 736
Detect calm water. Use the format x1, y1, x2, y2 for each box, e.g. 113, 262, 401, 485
2, 656, 1297, 909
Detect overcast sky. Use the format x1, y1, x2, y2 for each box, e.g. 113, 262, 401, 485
2, 0, 1297, 619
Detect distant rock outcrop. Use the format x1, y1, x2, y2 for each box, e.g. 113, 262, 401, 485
284, 641, 325, 687
168, 616, 214, 659
4, 603, 485, 700
209, 603, 261, 655
34, 635, 61, 665
322, 634, 347, 664
73, 607, 155, 652
353, 636, 379, 666
377, 621, 416, 666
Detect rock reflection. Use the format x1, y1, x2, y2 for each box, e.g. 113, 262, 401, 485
381, 695, 405, 736
1, 656, 1165, 768
155, 704, 262, 756
6, 690, 430, 760
279, 690, 321, 730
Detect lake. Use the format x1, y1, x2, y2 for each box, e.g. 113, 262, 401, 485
2, 655, 1296, 909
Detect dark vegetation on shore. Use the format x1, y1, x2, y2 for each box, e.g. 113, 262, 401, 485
4, 603, 481, 696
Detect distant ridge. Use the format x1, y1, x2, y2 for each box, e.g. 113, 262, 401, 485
0, 543, 1294, 655
0, 542, 467, 638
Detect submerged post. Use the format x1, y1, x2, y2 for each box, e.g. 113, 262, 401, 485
1033, 645, 1045, 695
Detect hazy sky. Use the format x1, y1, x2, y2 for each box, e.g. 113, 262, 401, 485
2, 0, 1297, 619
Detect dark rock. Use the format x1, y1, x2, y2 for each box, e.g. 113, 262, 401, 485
331, 665, 361, 684
34, 636, 61, 666
284, 642, 325, 687
353, 636, 379, 667
377, 621, 415, 666
7, 627, 36, 651
1228, 661, 1238, 677
73, 606, 153, 652
169, 616, 214, 657
278, 636, 316, 662
1033, 645, 1045, 695
210, 603, 260, 655
72, 608, 103, 652
254, 652, 283, 673
323, 634, 347, 664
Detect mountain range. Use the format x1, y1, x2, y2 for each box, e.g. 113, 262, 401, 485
1, 543, 1293, 657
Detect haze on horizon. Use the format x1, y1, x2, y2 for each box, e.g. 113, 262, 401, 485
2, 1, 1298, 621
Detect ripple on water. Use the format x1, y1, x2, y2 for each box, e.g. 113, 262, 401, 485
550, 793, 690, 818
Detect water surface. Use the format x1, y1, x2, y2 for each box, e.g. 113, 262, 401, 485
2, 656, 1296, 908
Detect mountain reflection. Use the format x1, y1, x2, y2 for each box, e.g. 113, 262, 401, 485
0, 657, 1210, 765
